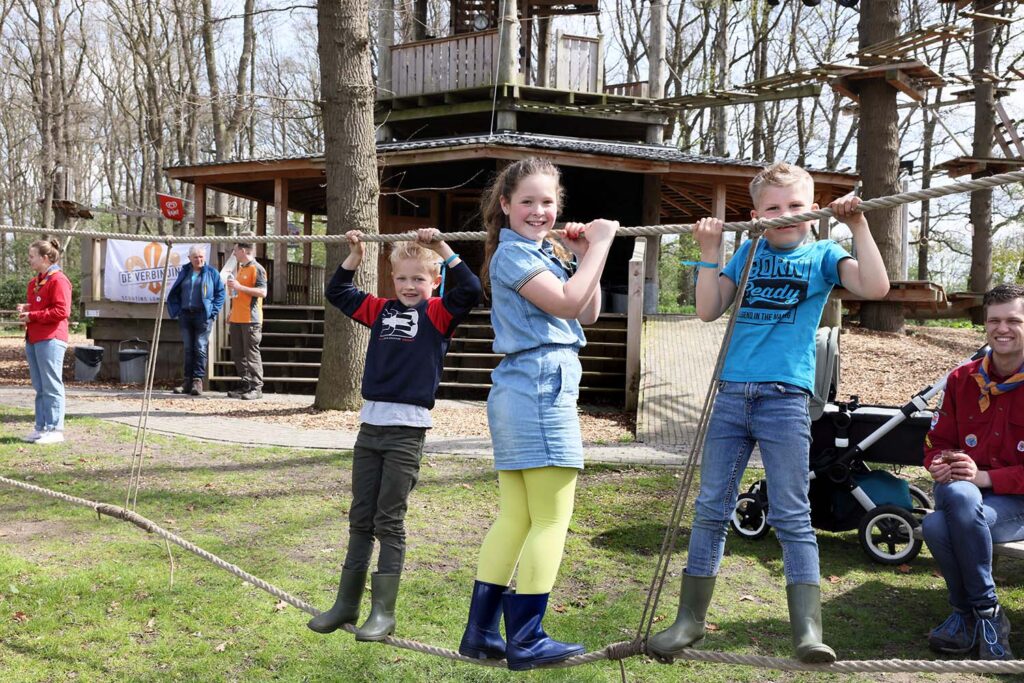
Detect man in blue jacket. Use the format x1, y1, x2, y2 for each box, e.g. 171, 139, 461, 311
166, 246, 226, 396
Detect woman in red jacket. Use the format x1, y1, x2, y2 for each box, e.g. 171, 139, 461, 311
17, 238, 72, 444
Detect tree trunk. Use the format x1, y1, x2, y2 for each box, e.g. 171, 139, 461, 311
314, 0, 379, 410
969, 2, 996, 322
856, 0, 903, 333
709, 0, 727, 156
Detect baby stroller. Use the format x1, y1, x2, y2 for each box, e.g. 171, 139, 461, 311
728, 326, 986, 565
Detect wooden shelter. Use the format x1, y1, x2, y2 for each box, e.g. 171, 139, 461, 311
81, 2, 861, 408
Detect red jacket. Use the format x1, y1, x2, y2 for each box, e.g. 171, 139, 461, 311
924, 357, 1024, 494
24, 267, 72, 344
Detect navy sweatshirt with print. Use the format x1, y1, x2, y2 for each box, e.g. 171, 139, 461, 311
325, 261, 482, 409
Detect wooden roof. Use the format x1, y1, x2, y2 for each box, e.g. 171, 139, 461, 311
165, 134, 858, 221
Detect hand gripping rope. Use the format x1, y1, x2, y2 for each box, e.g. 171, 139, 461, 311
2, 169, 1024, 675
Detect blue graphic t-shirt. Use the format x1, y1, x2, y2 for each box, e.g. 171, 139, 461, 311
720, 238, 851, 393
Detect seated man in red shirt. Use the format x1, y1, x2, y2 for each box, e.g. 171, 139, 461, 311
922, 283, 1024, 661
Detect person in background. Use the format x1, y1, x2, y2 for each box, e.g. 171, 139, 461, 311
18, 238, 72, 445
166, 245, 225, 396
225, 241, 267, 400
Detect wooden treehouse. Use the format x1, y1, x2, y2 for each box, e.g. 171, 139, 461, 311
81, 0, 861, 411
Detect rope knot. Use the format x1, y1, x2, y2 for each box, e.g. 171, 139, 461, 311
605, 639, 644, 661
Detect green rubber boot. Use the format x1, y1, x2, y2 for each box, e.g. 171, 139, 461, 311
307, 568, 367, 634
647, 574, 716, 660
786, 583, 836, 663
355, 573, 400, 642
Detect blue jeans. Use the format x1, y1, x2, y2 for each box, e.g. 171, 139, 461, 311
178, 309, 212, 380
687, 381, 819, 585
25, 338, 67, 432
922, 481, 1024, 611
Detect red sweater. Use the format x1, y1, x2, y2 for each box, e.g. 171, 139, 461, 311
24, 268, 72, 344
924, 357, 1024, 494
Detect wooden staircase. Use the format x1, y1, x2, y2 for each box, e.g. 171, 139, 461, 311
209, 305, 629, 405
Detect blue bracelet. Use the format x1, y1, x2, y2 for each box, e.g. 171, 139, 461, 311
681, 260, 719, 269
443, 253, 459, 266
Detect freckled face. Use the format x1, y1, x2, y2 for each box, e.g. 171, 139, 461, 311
752, 183, 817, 250
391, 258, 440, 306
500, 173, 560, 242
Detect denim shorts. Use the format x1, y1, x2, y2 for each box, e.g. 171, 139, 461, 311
488, 344, 583, 470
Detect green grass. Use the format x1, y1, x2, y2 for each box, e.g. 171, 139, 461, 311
0, 411, 1021, 682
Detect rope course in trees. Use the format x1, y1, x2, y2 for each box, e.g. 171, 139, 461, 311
2, 169, 1024, 674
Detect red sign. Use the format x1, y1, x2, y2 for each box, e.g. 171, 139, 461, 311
157, 193, 186, 221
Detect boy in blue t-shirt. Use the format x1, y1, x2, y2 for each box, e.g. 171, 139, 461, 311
649, 162, 889, 663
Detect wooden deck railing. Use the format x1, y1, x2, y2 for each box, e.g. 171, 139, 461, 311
390, 30, 500, 97
605, 81, 649, 97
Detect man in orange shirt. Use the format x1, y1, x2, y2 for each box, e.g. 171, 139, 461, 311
226, 241, 267, 400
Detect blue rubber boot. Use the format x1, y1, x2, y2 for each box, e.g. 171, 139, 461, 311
458, 580, 508, 660
502, 592, 584, 671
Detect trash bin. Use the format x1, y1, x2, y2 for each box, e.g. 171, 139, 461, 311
118, 338, 151, 384
74, 345, 104, 382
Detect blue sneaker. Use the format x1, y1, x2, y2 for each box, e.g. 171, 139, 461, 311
928, 610, 975, 654
974, 605, 1013, 661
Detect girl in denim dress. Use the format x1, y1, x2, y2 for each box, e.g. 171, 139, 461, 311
456, 158, 617, 671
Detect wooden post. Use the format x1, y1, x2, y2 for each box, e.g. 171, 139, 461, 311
303, 212, 313, 304
625, 239, 646, 413
495, 0, 519, 130
537, 16, 551, 87
642, 174, 662, 314
256, 201, 267, 259
646, 0, 667, 144
712, 183, 727, 257
377, 0, 394, 99
273, 178, 289, 304
91, 239, 102, 302
194, 183, 207, 236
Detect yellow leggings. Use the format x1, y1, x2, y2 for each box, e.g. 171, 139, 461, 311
475, 466, 578, 594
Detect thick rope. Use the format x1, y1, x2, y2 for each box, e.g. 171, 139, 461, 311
3, 474, 1024, 672
4, 169, 1024, 244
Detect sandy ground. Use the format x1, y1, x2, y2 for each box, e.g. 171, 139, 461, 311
0, 322, 986, 441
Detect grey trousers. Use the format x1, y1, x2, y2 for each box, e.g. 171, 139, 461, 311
229, 323, 263, 391
344, 424, 427, 574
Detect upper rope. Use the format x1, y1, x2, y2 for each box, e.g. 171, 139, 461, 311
4, 169, 1024, 244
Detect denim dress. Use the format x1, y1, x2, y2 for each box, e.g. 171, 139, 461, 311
487, 229, 586, 470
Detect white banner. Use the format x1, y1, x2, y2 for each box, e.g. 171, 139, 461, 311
103, 240, 210, 303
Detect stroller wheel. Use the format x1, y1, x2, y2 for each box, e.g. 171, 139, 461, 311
908, 484, 933, 512
730, 493, 771, 540
858, 505, 922, 565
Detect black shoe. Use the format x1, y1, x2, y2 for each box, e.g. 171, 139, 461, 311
227, 385, 248, 398
172, 381, 191, 395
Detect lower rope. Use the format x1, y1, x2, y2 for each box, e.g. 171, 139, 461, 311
3, 473, 1024, 673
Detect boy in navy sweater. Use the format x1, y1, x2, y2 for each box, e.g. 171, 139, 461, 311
309, 228, 481, 642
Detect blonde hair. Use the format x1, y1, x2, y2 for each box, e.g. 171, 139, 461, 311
479, 157, 566, 293
749, 162, 815, 207
30, 238, 62, 264
389, 241, 441, 278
